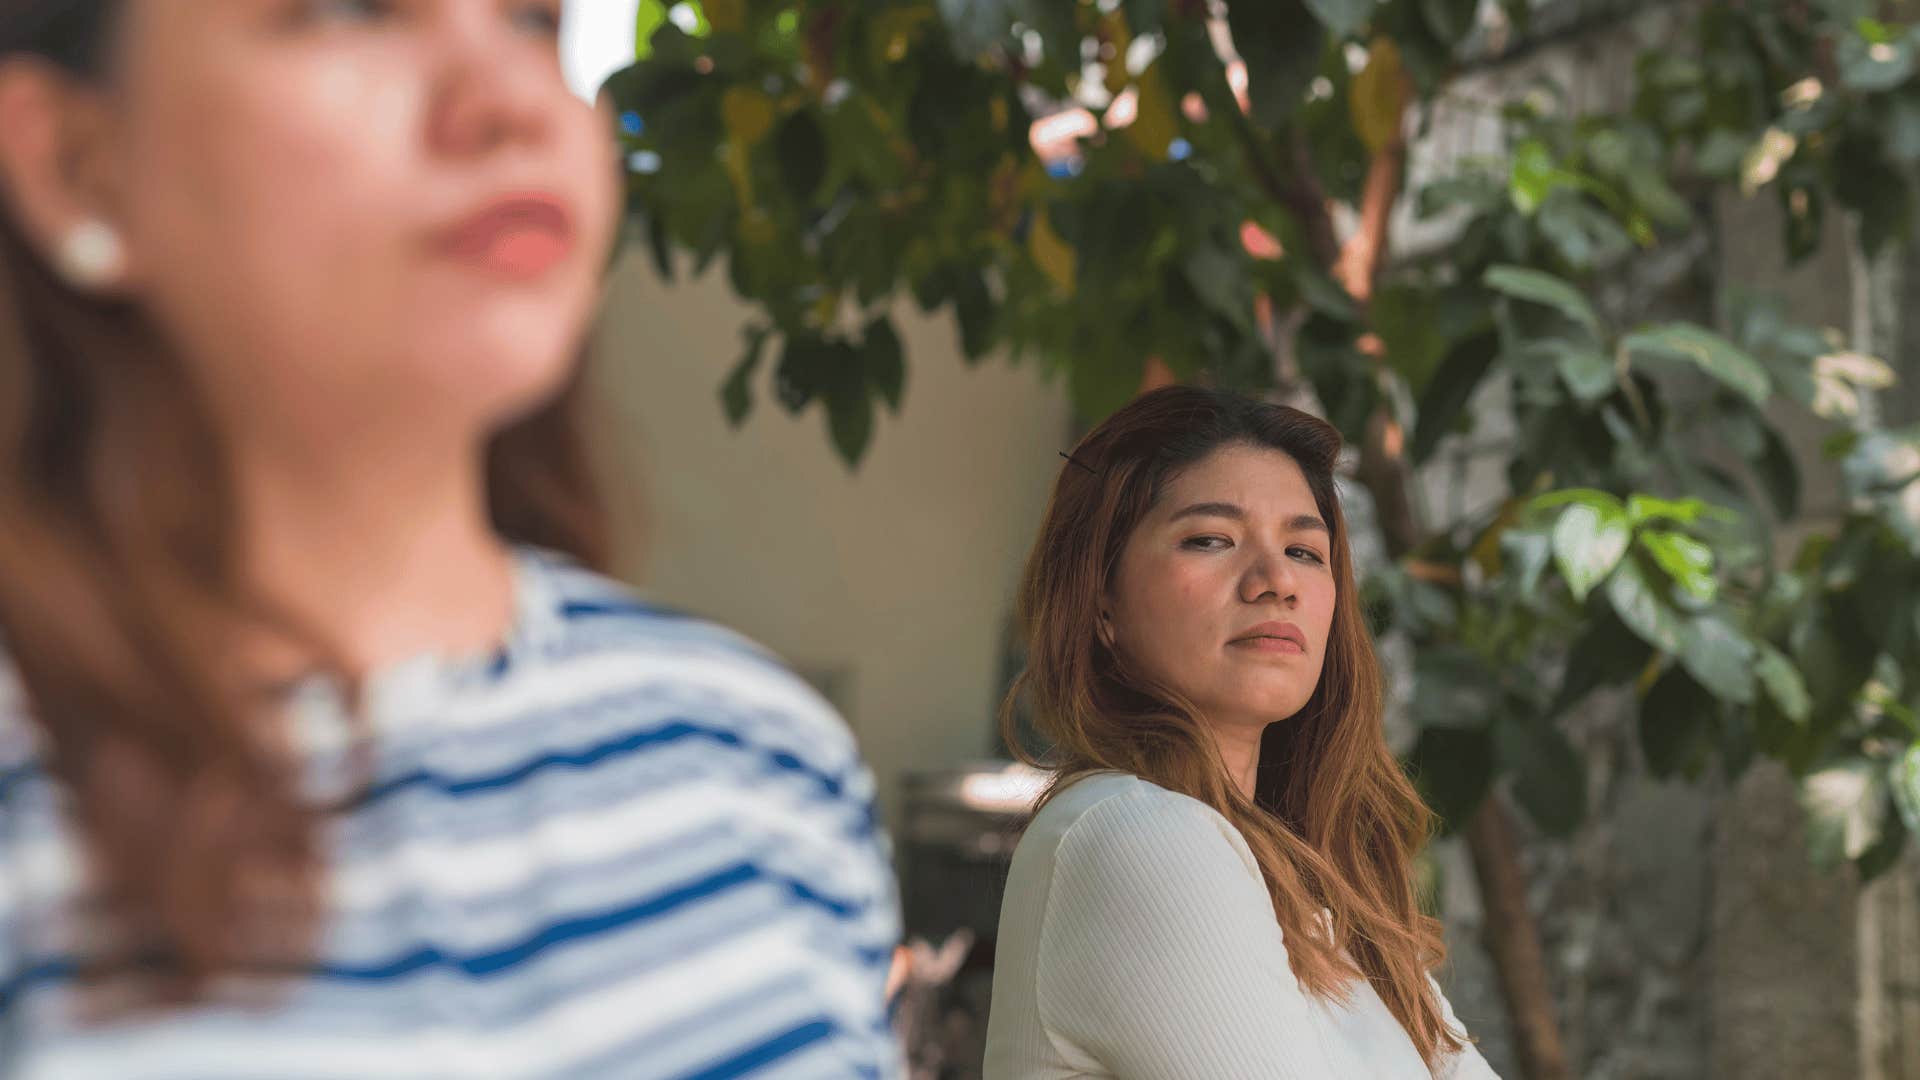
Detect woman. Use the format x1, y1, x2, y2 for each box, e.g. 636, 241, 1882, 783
0, 2, 897, 1076
984, 387, 1498, 1079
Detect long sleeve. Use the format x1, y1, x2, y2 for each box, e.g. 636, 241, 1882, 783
1431, 975, 1503, 1080
1034, 790, 1375, 1080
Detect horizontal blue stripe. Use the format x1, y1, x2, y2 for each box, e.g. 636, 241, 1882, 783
0, 858, 880, 1013
0, 957, 77, 1014
673, 1017, 837, 1080
559, 599, 694, 622
339, 717, 850, 812
0, 760, 35, 802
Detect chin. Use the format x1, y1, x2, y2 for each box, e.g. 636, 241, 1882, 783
1223, 685, 1315, 724
416, 328, 585, 426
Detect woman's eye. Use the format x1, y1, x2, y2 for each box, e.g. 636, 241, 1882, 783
511, 1, 564, 36
299, 0, 395, 23
1182, 536, 1231, 551
1289, 547, 1326, 565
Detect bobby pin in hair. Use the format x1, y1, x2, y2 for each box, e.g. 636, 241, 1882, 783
1058, 451, 1099, 477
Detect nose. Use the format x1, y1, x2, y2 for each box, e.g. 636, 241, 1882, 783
425, 15, 559, 159
1239, 550, 1299, 606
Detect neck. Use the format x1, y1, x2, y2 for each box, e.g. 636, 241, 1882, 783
1208, 721, 1266, 801
236, 432, 514, 679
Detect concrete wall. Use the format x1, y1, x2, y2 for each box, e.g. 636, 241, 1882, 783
587, 251, 1072, 825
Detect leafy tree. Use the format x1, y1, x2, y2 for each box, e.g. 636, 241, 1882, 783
606, 1, 1920, 1075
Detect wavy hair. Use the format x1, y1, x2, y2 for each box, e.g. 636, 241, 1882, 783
1001, 385, 1463, 1064
0, 0, 612, 1003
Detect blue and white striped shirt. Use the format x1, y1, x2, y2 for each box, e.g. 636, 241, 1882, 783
0, 549, 903, 1078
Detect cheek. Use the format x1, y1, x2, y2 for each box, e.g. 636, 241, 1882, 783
1114, 555, 1222, 672
1306, 577, 1338, 649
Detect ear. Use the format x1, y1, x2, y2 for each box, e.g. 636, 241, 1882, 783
1096, 604, 1117, 649
0, 58, 136, 290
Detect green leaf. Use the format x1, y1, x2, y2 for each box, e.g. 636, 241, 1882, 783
1695, 129, 1751, 179
1496, 716, 1587, 836
1293, 259, 1360, 322
1552, 613, 1653, 713
1757, 422, 1802, 518
863, 316, 905, 413
1419, 0, 1479, 45
1410, 329, 1498, 463
1887, 91, 1920, 164
1800, 760, 1890, 868
823, 352, 874, 466
720, 326, 769, 427
1499, 523, 1555, 599
1608, 556, 1685, 654
1552, 500, 1632, 602
773, 110, 828, 204
1845, 427, 1920, 554
1639, 530, 1717, 605
1551, 343, 1617, 404
1755, 642, 1812, 724
1184, 244, 1254, 332
1405, 726, 1494, 831
1839, 33, 1915, 92
1843, 426, 1920, 494
953, 269, 996, 361
1069, 350, 1148, 423
1537, 191, 1633, 272
1372, 285, 1448, 394
1228, 0, 1327, 129
1620, 323, 1771, 406
1509, 140, 1580, 216
1305, 0, 1374, 38
1639, 669, 1716, 778
774, 334, 830, 413
634, 0, 670, 60
1531, 487, 1625, 513
1350, 40, 1405, 154
1627, 495, 1710, 526
1412, 646, 1501, 728
1676, 615, 1756, 704
1893, 743, 1920, 837
1484, 265, 1601, 340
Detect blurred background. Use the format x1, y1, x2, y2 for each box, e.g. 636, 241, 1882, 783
562, 2, 1920, 1078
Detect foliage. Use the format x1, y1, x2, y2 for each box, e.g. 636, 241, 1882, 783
607, 0, 1920, 880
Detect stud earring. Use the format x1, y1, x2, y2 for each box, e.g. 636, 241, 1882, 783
56, 219, 127, 290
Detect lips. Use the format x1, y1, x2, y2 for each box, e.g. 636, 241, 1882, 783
1229, 621, 1308, 654
435, 194, 575, 278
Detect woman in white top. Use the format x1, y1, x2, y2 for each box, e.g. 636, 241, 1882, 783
985, 386, 1499, 1079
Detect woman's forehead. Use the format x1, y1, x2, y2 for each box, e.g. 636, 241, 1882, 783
1155, 445, 1318, 513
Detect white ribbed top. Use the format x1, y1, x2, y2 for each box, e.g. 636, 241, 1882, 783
984, 771, 1501, 1080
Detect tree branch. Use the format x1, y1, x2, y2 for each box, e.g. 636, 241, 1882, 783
1466, 800, 1574, 1080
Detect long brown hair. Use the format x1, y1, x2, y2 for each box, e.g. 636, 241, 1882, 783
1002, 386, 1464, 1065
0, 0, 613, 1002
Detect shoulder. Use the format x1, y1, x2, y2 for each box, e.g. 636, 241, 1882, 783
507, 548, 864, 776
1029, 772, 1262, 886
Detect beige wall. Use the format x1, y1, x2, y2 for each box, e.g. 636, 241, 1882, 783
589, 252, 1071, 825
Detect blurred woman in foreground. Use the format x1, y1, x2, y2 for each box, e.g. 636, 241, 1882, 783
0, 2, 898, 1075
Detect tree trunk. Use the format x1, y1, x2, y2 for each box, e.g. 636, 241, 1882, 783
1465, 798, 1573, 1080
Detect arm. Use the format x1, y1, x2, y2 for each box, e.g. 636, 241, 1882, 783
1035, 791, 1373, 1080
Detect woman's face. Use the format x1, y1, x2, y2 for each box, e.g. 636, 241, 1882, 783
1105, 443, 1339, 735
25, 0, 620, 452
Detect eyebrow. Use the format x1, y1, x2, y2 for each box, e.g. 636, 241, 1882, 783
1167, 502, 1330, 534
